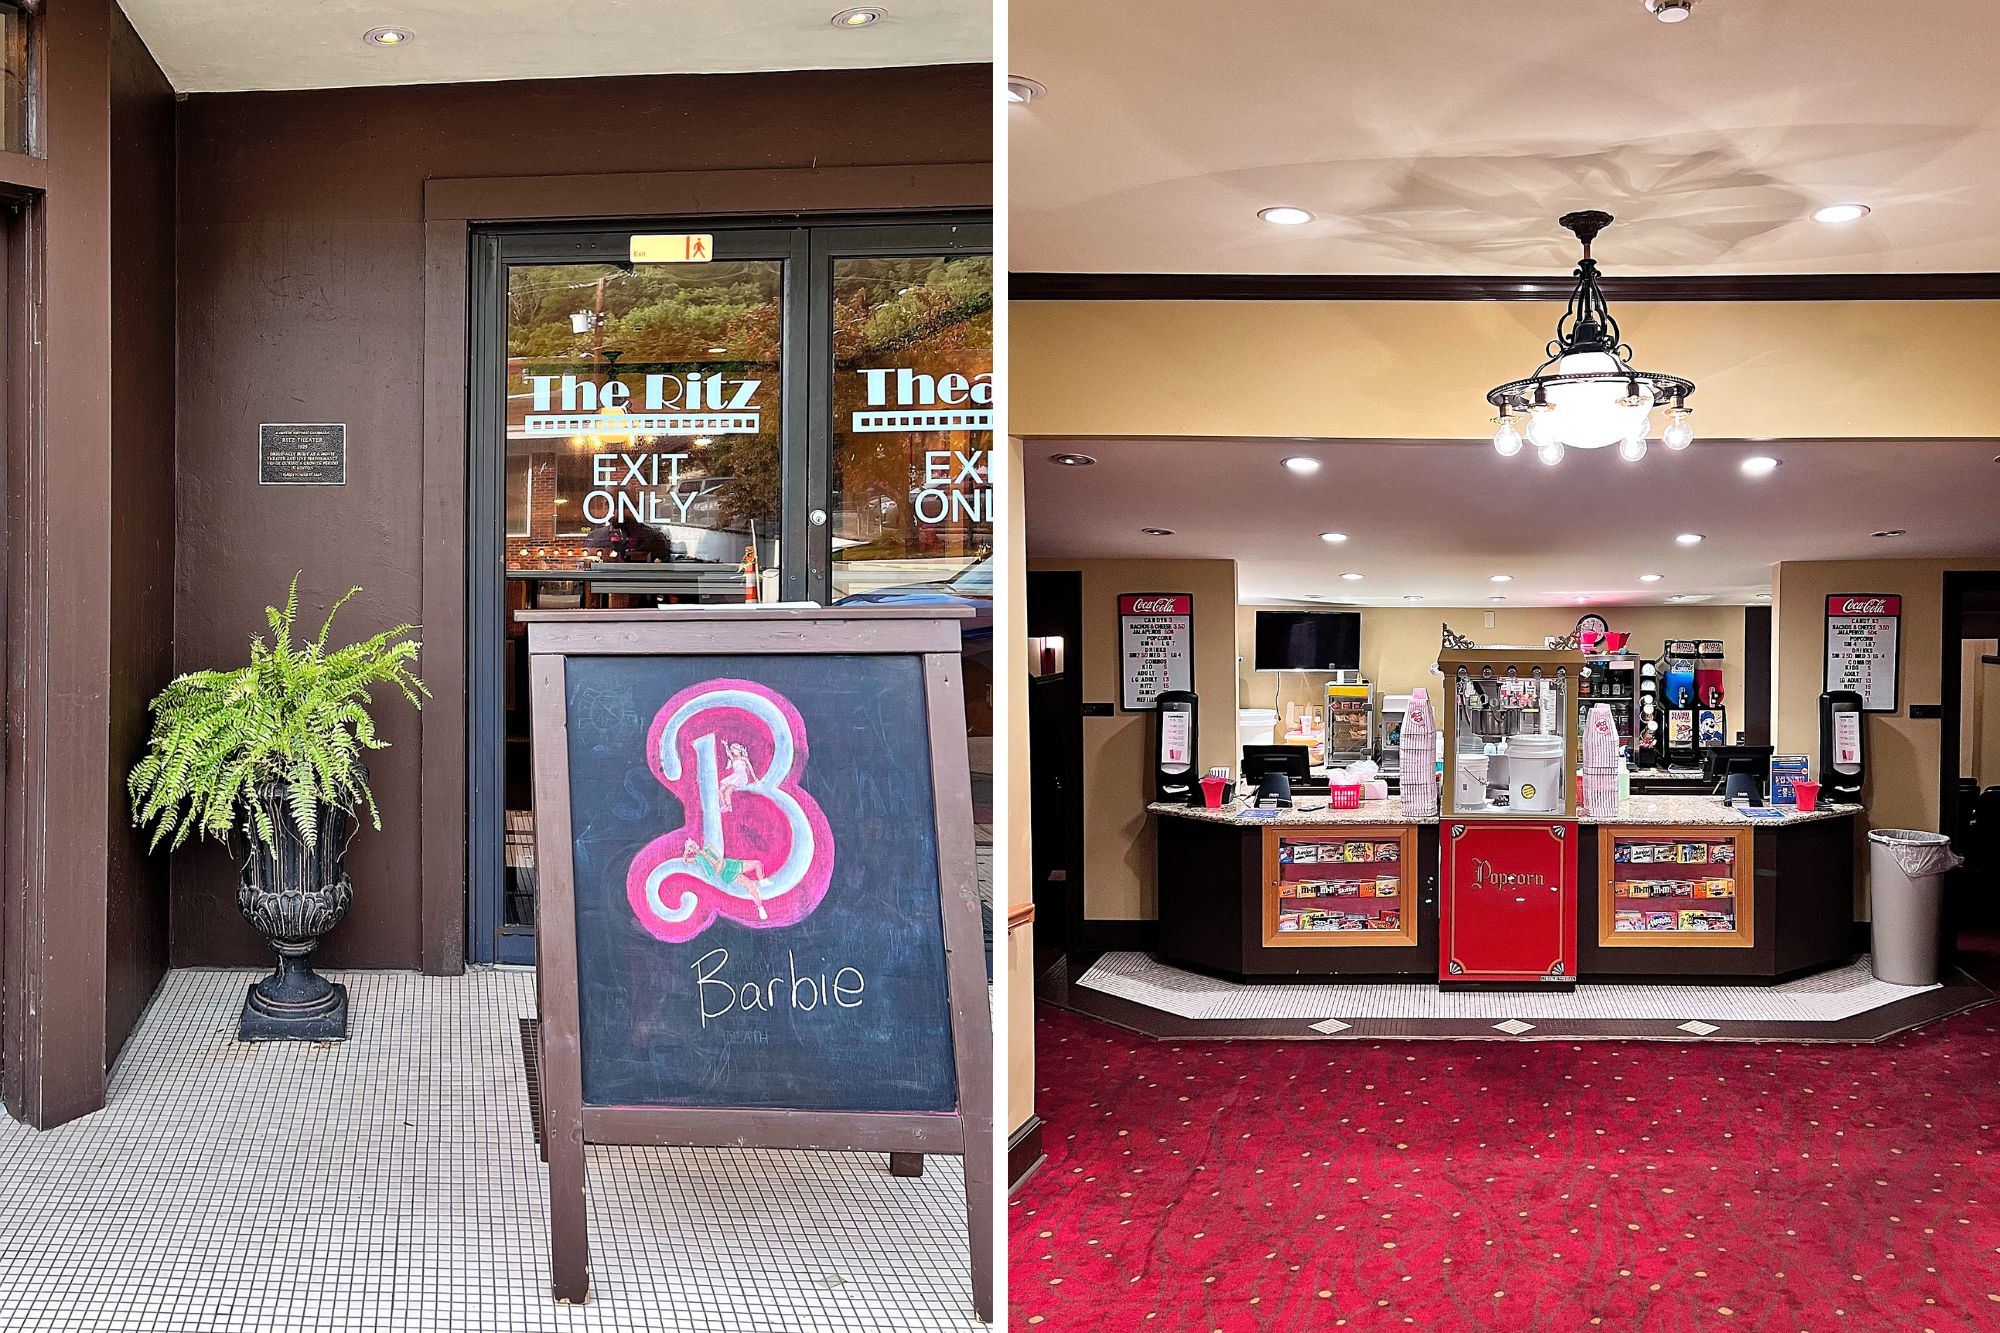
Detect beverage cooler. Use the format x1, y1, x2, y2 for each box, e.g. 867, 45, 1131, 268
1437, 642, 1583, 985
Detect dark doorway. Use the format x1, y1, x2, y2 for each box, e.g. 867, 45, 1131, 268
1029, 571, 1083, 957
1942, 572, 2000, 946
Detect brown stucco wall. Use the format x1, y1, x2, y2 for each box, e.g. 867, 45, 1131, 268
105, 3, 177, 1067
170, 65, 992, 967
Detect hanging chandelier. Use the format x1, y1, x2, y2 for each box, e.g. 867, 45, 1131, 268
1485, 211, 1696, 466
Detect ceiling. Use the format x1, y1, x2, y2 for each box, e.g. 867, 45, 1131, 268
1024, 438, 2000, 606
1009, 0, 2000, 275
122, 0, 989, 93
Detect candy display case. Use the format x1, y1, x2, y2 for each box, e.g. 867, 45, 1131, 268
1262, 826, 1419, 948
1596, 825, 1754, 948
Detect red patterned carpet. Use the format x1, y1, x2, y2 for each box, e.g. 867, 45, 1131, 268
1012, 1002, 2000, 1332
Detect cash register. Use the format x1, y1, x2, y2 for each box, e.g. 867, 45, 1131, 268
1242, 745, 1325, 807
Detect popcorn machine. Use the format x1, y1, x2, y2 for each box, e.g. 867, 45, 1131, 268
1322, 677, 1376, 766
1437, 643, 1582, 820
1436, 636, 1583, 986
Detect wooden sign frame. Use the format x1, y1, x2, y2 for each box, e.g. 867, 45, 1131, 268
522, 606, 992, 1321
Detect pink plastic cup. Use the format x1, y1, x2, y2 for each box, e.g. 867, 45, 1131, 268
1793, 780, 1820, 813
1199, 775, 1226, 808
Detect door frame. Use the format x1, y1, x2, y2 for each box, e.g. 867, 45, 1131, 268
1941, 569, 2000, 841
423, 167, 990, 970
468, 222, 810, 964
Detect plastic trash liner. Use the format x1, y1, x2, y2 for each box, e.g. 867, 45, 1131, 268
1867, 829, 1962, 986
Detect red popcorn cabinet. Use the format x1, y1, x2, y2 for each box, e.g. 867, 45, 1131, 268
1440, 820, 1577, 985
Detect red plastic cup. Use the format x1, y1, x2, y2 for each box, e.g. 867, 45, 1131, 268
1199, 775, 1226, 808
1793, 780, 1820, 813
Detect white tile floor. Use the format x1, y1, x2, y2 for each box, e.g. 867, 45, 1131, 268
0, 968, 980, 1332
1079, 951, 1941, 1023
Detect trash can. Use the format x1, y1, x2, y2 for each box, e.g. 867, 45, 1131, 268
1867, 829, 1963, 985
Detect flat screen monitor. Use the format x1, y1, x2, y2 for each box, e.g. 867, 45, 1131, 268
1701, 743, 1774, 785
1241, 745, 1312, 784
1254, 610, 1361, 672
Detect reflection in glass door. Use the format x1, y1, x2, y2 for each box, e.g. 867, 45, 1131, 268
469, 220, 990, 964
473, 228, 802, 962
822, 232, 995, 937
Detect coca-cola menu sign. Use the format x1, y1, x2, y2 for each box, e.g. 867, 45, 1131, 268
1118, 593, 1194, 710
1824, 593, 1900, 712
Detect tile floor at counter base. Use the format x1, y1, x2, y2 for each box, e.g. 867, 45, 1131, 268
0, 968, 978, 1333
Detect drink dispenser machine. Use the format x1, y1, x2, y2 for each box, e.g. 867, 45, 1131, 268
1819, 689, 1864, 801
1153, 690, 1199, 804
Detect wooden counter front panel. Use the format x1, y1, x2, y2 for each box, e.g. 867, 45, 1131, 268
1155, 817, 1436, 979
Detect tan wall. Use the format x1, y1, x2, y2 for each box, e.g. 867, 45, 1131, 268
1012, 299, 2000, 440
1236, 602, 1748, 727
1028, 557, 1239, 920
1773, 559, 2000, 914
1002, 438, 1036, 1136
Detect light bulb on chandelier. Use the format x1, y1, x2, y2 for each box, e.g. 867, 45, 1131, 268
1483, 211, 1695, 466
1663, 408, 1695, 450
1492, 415, 1523, 457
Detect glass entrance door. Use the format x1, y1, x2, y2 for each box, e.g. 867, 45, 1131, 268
470, 219, 990, 965
819, 228, 995, 904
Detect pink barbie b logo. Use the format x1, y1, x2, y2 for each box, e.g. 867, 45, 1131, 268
625, 680, 835, 943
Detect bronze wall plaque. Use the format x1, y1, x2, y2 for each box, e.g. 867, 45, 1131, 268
259, 423, 346, 485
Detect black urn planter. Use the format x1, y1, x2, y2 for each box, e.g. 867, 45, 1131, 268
233, 782, 355, 1042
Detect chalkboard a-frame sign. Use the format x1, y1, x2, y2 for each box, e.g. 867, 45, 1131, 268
522, 606, 992, 1321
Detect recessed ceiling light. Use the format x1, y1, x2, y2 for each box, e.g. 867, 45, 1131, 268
1675, 533, 1705, 545
1739, 455, 1780, 477
1489, 574, 1513, 583
1812, 203, 1871, 225
1644, 0, 1693, 21
1259, 206, 1314, 226
363, 26, 413, 45
832, 7, 885, 27
1340, 572, 1364, 581
1048, 452, 1096, 466
1488, 596, 1507, 603
1668, 594, 1692, 602
1757, 593, 1773, 600
1573, 597, 1589, 604
1140, 527, 1175, 537
1404, 595, 1423, 602
1006, 76, 1047, 104
1639, 573, 1664, 583
1319, 531, 1348, 544
1871, 528, 1906, 538
1281, 456, 1321, 475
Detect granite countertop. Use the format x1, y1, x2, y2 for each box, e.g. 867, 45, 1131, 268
1150, 795, 1862, 829
1150, 795, 1435, 826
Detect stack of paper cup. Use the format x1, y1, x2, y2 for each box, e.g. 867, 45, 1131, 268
1400, 687, 1438, 817
1582, 702, 1621, 817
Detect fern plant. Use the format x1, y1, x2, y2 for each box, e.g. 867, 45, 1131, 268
129, 576, 428, 853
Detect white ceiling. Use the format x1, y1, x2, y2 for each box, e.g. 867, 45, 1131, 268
123, 0, 989, 93
1009, 0, 2000, 274
1024, 438, 2000, 606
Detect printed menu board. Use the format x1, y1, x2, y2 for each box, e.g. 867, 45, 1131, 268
1823, 593, 1901, 712
1118, 593, 1194, 710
